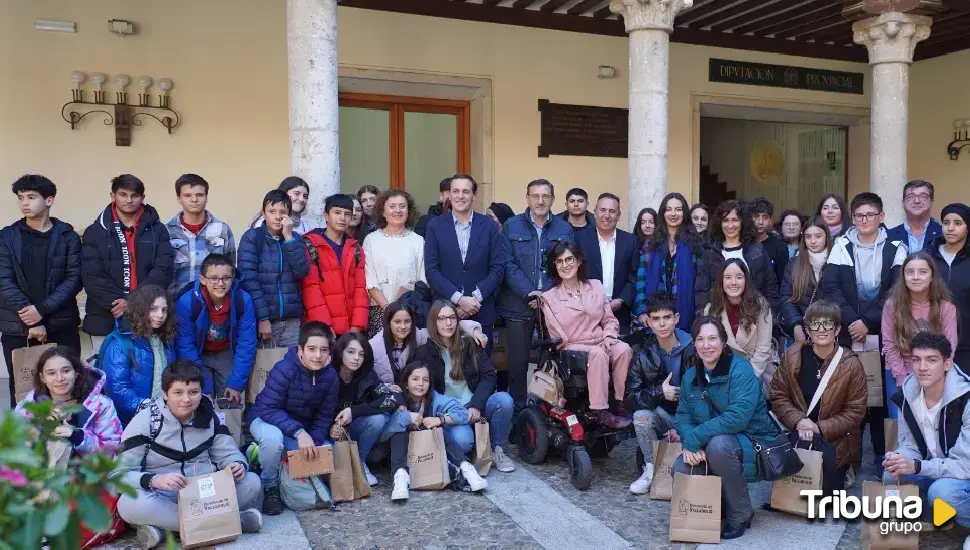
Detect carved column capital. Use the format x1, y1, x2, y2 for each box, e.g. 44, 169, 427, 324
852, 12, 932, 65
609, 0, 693, 33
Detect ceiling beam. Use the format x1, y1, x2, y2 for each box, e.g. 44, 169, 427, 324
480, 0, 504, 6
808, 21, 856, 43
684, 0, 776, 30
567, 0, 605, 16
747, 3, 843, 36
676, 0, 742, 26
671, 26, 868, 61
914, 32, 970, 59
732, 2, 833, 35
708, 0, 814, 32
539, 0, 572, 13
775, 16, 851, 39
509, 0, 536, 7
593, 5, 613, 18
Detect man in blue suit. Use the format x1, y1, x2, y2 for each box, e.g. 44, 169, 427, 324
576, 193, 637, 333
887, 179, 942, 253
424, 174, 505, 355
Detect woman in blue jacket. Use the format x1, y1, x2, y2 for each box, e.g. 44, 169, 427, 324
382, 360, 487, 502
101, 285, 176, 425
672, 315, 779, 540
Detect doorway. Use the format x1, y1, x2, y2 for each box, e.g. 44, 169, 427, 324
338, 92, 471, 212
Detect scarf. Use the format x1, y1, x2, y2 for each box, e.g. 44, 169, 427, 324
809, 250, 829, 282
828, 224, 843, 238
149, 334, 167, 398
111, 205, 142, 293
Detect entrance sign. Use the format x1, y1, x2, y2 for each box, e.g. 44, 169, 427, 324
538, 99, 628, 158
709, 59, 864, 95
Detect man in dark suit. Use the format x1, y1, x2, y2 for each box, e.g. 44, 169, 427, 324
576, 193, 637, 333
424, 174, 505, 355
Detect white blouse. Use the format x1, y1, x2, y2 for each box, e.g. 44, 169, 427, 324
363, 229, 426, 306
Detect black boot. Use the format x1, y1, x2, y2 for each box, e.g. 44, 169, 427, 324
722, 515, 753, 540
263, 486, 283, 516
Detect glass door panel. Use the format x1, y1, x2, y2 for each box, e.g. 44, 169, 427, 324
338, 106, 390, 194
404, 111, 458, 214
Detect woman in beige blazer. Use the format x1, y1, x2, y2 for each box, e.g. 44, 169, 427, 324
703, 258, 775, 395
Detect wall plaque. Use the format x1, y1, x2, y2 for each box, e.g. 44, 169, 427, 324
709, 58, 864, 95
538, 99, 628, 158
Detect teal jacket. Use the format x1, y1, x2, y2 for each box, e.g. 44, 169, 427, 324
674, 350, 779, 481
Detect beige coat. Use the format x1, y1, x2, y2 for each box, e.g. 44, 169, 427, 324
704, 301, 775, 390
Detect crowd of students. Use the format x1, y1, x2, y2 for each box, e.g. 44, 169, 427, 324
4, 171, 970, 546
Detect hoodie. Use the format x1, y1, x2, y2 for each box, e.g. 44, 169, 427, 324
846, 227, 889, 311
892, 367, 970, 480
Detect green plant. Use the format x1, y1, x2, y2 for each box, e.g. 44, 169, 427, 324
0, 400, 134, 550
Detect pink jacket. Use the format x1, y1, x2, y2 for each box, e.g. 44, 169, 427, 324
541, 280, 618, 347
16, 367, 123, 457
881, 299, 959, 384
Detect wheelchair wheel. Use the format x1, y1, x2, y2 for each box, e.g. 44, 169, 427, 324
567, 446, 593, 490
516, 407, 549, 464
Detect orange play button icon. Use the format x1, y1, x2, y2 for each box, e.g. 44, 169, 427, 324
935, 498, 956, 527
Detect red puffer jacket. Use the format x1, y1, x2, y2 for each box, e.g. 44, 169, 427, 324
300, 232, 369, 334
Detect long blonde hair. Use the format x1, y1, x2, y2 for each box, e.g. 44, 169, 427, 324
789, 216, 834, 304
426, 300, 478, 380
889, 252, 954, 358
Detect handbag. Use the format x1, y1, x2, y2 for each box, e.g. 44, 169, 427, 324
702, 389, 802, 482
528, 359, 564, 406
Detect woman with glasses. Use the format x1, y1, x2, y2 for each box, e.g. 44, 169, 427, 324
174, 253, 258, 405
414, 300, 517, 473
777, 210, 804, 259
770, 300, 867, 492
542, 242, 633, 428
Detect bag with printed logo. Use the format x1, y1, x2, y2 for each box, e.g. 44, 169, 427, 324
177, 467, 241, 548
648, 440, 681, 500
669, 464, 721, 544
770, 442, 823, 516
407, 427, 450, 490
860, 481, 919, 549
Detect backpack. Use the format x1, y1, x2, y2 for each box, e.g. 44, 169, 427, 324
302, 234, 362, 281
279, 461, 334, 511
135, 398, 164, 470
187, 287, 247, 326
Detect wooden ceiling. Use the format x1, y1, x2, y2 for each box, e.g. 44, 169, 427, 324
338, 0, 970, 62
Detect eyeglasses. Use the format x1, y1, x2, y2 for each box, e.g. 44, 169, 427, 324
438, 315, 458, 324
528, 194, 552, 202
203, 276, 234, 285
852, 212, 880, 222
905, 193, 932, 203
554, 256, 577, 267
807, 319, 837, 332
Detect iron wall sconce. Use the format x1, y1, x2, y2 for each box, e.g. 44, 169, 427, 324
948, 118, 970, 161
62, 72, 179, 146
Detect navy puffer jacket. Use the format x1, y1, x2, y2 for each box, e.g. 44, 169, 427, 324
249, 346, 339, 446
0, 219, 82, 334
237, 226, 310, 322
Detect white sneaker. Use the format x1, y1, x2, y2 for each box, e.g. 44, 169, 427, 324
492, 446, 516, 473
460, 461, 489, 492
963, 534, 970, 550
629, 463, 654, 494
136, 525, 162, 549
392, 468, 410, 501
363, 464, 378, 486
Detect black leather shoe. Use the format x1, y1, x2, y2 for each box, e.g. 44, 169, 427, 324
721, 516, 753, 540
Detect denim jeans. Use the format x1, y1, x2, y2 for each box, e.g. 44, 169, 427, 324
633, 407, 676, 464
884, 370, 899, 420
485, 392, 514, 450
202, 349, 235, 398
382, 410, 473, 465
267, 318, 300, 348
672, 434, 752, 524
348, 414, 389, 464
882, 472, 970, 528
250, 417, 298, 488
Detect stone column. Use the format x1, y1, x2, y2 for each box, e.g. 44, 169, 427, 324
610, 0, 692, 229
288, 0, 340, 228
853, 12, 931, 227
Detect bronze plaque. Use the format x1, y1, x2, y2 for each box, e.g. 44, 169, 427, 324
538, 99, 628, 158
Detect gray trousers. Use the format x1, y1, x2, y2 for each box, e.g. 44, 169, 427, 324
203, 349, 235, 398
118, 471, 261, 532
633, 407, 676, 464
267, 318, 300, 348
672, 434, 752, 524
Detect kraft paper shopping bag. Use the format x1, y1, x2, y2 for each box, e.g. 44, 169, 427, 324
473, 420, 493, 476
246, 346, 287, 404
858, 351, 884, 407
12, 343, 56, 401
669, 465, 721, 544
860, 481, 919, 549
648, 440, 681, 501
177, 467, 241, 549
407, 427, 451, 490
770, 446, 823, 516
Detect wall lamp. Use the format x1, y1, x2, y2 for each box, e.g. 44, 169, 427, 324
63, 71, 179, 146
948, 118, 970, 161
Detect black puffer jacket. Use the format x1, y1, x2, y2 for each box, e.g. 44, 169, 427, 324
336, 360, 402, 418
778, 259, 829, 338
414, 337, 497, 411
928, 236, 970, 365
624, 330, 696, 415
399, 281, 433, 329
0, 219, 82, 334
81, 204, 174, 336
694, 241, 780, 314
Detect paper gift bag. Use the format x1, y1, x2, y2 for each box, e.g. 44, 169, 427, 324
407, 427, 451, 490
474, 420, 493, 476
669, 466, 721, 544
12, 343, 56, 401
287, 445, 334, 479
859, 351, 884, 407
649, 440, 682, 501
860, 481, 920, 549
214, 400, 245, 447
490, 327, 509, 372
770, 446, 824, 516
46, 439, 72, 471
246, 346, 287, 404
885, 419, 899, 453
177, 467, 241, 549
330, 439, 370, 501
348, 440, 372, 500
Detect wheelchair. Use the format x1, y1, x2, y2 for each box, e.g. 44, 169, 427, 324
514, 297, 635, 490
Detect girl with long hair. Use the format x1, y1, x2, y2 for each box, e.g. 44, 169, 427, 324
634, 193, 703, 331
415, 300, 516, 473
816, 194, 851, 240
882, 251, 958, 417
703, 259, 775, 394
695, 200, 780, 314
779, 216, 834, 343
633, 207, 658, 250
101, 285, 177, 424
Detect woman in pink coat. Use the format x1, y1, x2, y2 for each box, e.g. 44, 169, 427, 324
541, 242, 633, 429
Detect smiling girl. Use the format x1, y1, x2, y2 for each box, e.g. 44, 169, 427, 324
779, 217, 834, 343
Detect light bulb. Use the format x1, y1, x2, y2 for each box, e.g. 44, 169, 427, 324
115, 74, 130, 88
158, 78, 173, 92
71, 71, 86, 85
138, 76, 152, 90
90, 72, 106, 87
955, 119, 965, 130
